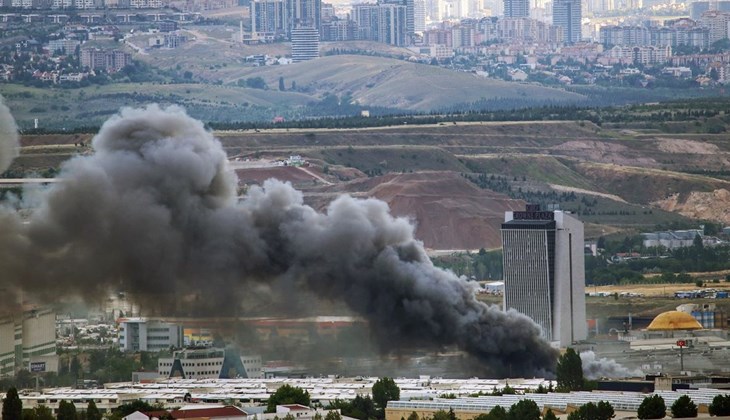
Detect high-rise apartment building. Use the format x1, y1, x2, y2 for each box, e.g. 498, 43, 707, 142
501, 204, 587, 348
503, 0, 529, 18
377, 3, 407, 45
251, 0, 288, 37
414, 0, 426, 32
81, 48, 131, 72
699, 10, 730, 43
353, 2, 407, 45
552, 0, 581, 43
291, 26, 320, 61
381, 0, 414, 40
353, 3, 380, 39
287, 0, 322, 34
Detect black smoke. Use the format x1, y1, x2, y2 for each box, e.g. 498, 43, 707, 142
0, 95, 19, 173
0, 105, 557, 377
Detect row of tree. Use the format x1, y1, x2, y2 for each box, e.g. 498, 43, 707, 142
635, 393, 730, 418
266, 378, 399, 420
2, 387, 102, 420
407, 393, 730, 420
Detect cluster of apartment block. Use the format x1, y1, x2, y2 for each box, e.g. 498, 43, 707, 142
423, 17, 564, 47
80, 48, 132, 71
1, 0, 163, 8
600, 21, 707, 49
249, 0, 417, 46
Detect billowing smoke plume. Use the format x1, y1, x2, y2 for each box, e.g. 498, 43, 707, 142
581, 351, 643, 379
0, 105, 557, 377
0, 95, 19, 173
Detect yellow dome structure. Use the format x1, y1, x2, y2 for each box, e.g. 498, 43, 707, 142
647, 311, 703, 331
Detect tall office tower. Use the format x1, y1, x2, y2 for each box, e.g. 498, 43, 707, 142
251, 0, 288, 36
553, 0, 581, 43
291, 26, 320, 61
503, 0, 529, 17
286, 0, 322, 35
501, 204, 587, 348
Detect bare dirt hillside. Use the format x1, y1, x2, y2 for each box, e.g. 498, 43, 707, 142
653, 189, 730, 225
305, 171, 524, 250
14, 121, 730, 250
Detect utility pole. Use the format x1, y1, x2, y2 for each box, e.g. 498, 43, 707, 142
677, 340, 686, 373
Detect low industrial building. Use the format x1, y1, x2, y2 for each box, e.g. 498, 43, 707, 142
118, 317, 183, 352
158, 347, 263, 379
385, 388, 730, 420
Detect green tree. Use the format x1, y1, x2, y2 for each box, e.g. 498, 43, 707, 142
57, 400, 77, 420
279, 76, 286, 91
637, 395, 665, 419
473, 406, 507, 420
431, 410, 451, 420
325, 411, 342, 420
406, 412, 419, 420
543, 409, 558, 420
372, 377, 400, 409
348, 395, 376, 420
245, 77, 268, 89
3, 387, 23, 420
709, 394, 730, 416
507, 399, 540, 420
556, 348, 584, 391
267, 385, 311, 413
111, 400, 157, 418
670, 395, 697, 418
487, 406, 506, 420
86, 401, 102, 420
693, 234, 704, 250
30, 406, 54, 420
70, 356, 81, 380
567, 401, 614, 420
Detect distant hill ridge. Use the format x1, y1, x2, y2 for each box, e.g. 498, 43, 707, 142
242, 55, 586, 111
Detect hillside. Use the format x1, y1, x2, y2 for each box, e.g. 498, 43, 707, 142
11, 118, 730, 249
237, 55, 587, 111
304, 172, 525, 250
1, 83, 314, 129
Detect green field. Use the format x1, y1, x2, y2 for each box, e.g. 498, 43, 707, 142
1, 83, 313, 129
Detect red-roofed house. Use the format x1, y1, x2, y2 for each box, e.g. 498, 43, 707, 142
123, 406, 248, 420
171, 406, 247, 419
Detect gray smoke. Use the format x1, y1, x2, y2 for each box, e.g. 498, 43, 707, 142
0, 95, 19, 173
0, 105, 557, 377
581, 351, 643, 379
